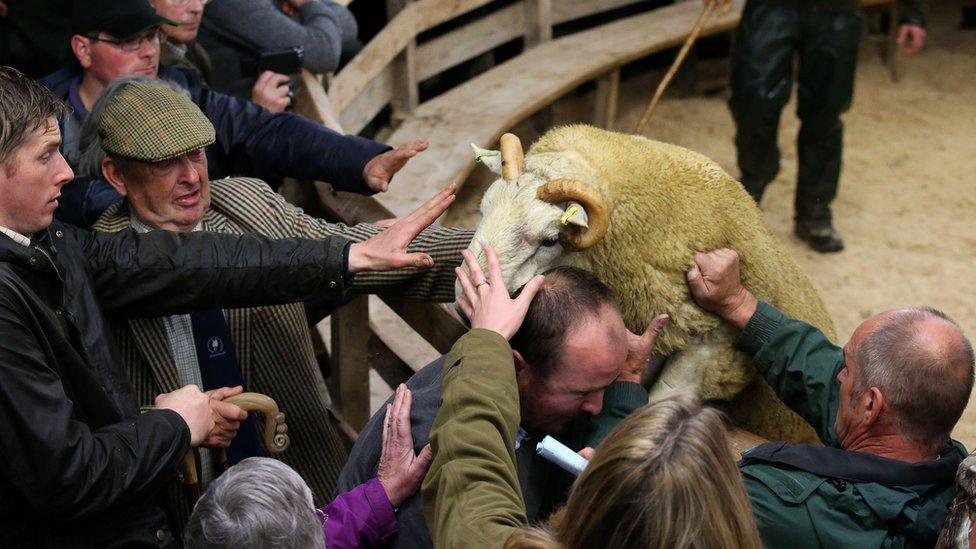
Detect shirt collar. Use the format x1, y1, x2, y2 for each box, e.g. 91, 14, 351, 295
0, 226, 31, 247
130, 214, 203, 234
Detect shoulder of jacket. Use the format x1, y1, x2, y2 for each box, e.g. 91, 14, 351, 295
741, 462, 828, 504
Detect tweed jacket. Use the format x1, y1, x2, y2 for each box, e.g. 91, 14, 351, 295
92, 177, 473, 523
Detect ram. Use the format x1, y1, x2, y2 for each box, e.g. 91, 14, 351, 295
463, 124, 835, 443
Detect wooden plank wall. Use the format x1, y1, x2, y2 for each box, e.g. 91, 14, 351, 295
332, 0, 652, 134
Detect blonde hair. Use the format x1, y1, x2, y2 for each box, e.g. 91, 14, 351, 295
505, 395, 761, 549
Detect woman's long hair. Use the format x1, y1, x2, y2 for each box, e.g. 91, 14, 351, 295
506, 394, 761, 549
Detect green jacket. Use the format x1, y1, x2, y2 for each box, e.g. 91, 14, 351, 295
422, 329, 648, 548
736, 302, 966, 548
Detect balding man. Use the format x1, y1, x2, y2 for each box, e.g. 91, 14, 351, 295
687, 249, 974, 548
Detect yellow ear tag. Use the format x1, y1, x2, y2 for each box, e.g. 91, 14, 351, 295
560, 205, 580, 226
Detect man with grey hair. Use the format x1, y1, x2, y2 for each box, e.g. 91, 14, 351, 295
686, 248, 974, 548
81, 77, 471, 527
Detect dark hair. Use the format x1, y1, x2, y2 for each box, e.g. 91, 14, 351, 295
854, 307, 975, 452
509, 266, 620, 380
0, 66, 69, 173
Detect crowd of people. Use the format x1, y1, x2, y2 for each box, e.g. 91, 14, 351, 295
0, 0, 972, 548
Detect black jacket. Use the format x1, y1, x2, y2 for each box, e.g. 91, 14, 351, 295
39, 64, 389, 227
0, 222, 350, 547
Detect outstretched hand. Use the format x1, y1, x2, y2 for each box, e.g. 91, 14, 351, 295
618, 314, 670, 384
455, 245, 544, 339
363, 139, 430, 192
348, 185, 456, 272
377, 384, 433, 507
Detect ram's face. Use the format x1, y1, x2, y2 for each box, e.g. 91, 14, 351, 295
456, 136, 608, 303
460, 175, 574, 296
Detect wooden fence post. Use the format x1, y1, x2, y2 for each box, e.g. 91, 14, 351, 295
329, 295, 372, 431
594, 68, 621, 129
524, 0, 553, 48
388, 0, 419, 121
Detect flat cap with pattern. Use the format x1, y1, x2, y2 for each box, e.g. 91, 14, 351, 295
99, 81, 215, 162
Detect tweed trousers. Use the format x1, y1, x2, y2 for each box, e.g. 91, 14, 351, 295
92, 177, 472, 526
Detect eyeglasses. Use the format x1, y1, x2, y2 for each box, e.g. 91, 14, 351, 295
87, 29, 163, 53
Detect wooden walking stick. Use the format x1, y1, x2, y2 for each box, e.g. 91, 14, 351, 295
633, 1, 721, 134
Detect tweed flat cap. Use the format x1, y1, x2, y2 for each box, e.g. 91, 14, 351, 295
99, 82, 215, 162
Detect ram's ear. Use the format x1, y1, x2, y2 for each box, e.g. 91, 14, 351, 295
471, 144, 503, 176
560, 201, 589, 230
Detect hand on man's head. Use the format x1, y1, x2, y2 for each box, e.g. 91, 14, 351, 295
347, 184, 455, 272
377, 384, 433, 507
686, 248, 757, 329
455, 245, 544, 340
155, 384, 215, 447
362, 139, 429, 193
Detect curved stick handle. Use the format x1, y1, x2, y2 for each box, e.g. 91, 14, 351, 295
225, 392, 291, 453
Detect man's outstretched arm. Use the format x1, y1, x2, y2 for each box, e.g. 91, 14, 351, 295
687, 249, 844, 445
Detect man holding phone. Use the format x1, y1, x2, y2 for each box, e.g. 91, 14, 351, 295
151, 0, 295, 112
40, 0, 427, 229
198, 0, 358, 100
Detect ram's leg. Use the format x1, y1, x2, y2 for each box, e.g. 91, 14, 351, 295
649, 324, 753, 404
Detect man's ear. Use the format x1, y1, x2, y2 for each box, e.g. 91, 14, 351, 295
101, 157, 129, 197
862, 386, 886, 428
71, 35, 93, 69
513, 349, 528, 374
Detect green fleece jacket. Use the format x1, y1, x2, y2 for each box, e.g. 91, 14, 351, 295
736, 302, 966, 548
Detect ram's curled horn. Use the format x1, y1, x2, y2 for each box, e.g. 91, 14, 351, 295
537, 179, 610, 250
499, 133, 524, 182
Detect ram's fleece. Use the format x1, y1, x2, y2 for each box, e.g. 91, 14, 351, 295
464, 124, 836, 443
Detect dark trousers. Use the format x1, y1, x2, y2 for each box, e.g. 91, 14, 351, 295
729, 0, 863, 224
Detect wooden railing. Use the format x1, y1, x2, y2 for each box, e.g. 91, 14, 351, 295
294, 0, 897, 434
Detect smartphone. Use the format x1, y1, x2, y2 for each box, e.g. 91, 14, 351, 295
240, 47, 304, 77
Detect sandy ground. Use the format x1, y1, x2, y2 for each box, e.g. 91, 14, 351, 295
365, 4, 976, 447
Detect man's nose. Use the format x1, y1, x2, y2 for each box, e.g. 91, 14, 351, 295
581, 390, 604, 416
55, 152, 74, 187
176, 157, 201, 186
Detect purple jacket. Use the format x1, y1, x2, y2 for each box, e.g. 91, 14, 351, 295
320, 477, 397, 548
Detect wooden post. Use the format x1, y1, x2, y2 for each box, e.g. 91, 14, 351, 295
388, 0, 419, 121
885, 1, 900, 82
523, 0, 552, 48
329, 296, 371, 431
593, 68, 620, 129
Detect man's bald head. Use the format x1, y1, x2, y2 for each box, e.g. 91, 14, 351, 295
854, 308, 975, 452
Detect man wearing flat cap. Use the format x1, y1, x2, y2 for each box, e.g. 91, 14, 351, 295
41, 0, 427, 228
82, 77, 472, 524
0, 66, 455, 548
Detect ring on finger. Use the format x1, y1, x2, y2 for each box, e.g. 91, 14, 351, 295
475, 280, 490, 288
